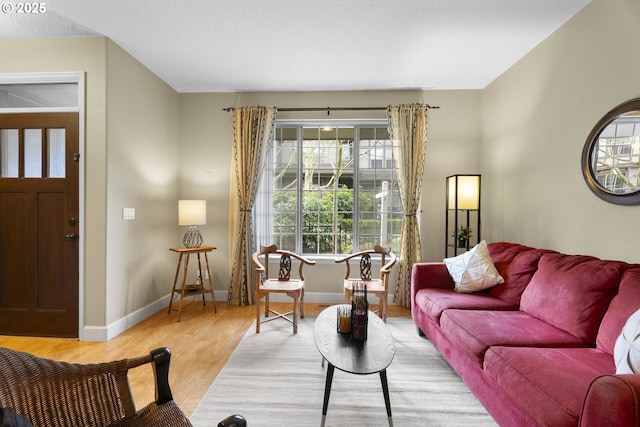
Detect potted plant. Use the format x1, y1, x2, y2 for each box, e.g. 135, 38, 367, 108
452, 226, 472, 248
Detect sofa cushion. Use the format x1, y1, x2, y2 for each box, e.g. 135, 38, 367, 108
520, 253, 624, 345
444, 241, 504, 293
439, 309, 585, 367
413, 288, 515, 324
486, 242, 547, 306
597, 268, 640, 355
484, 346, 615, 427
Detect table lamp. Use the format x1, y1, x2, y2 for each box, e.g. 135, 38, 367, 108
179, 200, 206, 248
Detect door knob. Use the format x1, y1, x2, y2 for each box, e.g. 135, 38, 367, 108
64, 233, 78, 241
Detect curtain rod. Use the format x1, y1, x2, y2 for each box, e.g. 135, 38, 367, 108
222, 105, 439, 114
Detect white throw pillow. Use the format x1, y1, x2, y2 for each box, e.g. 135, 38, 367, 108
444, 240, 504, 293
614, 308, 640, 374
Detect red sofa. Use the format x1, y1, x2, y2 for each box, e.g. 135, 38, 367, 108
411, 241, 640, 427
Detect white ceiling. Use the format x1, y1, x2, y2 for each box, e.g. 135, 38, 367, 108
0, 0, 592, 93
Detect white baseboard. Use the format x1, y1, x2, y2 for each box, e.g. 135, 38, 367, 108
82, 294, 172, 342
82, 291, 396, 342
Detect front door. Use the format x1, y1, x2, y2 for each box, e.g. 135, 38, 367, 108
0, 113, 79, 337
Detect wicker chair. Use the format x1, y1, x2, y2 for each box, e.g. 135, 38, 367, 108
0, 346, 192, 427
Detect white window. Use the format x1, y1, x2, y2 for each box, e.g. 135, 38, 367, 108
256, 121, 402, 256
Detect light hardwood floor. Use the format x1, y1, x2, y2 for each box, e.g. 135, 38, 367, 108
0, 300, 411, 418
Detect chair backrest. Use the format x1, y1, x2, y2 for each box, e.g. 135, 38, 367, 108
335, 245, 397, 283
0, 347, 189, 427
252, 244, 316, 283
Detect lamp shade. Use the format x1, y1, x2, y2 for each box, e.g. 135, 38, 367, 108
447, 175, 480, 210
178, 200, 207, 226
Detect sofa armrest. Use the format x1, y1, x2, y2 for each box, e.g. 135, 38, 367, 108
580, 374, 640, 427
411, 262, 454, 309
411, 263, 454, 291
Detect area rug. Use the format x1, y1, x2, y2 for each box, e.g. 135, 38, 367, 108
190, 316, 498, 427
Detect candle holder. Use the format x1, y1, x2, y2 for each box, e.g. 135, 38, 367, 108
351, 281, 368, 341
336, 304, 352, 334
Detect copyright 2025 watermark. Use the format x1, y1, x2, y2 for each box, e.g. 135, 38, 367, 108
2, 2, 47, 13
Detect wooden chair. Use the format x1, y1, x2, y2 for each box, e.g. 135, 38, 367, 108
0, 346, 192, 427
335, 245, 397, 322
252, 244, 316, 334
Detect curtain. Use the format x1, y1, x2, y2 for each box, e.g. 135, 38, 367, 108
228, 106, 277, 306
387, 104, 429, 308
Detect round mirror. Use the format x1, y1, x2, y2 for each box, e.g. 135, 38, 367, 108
582, 98, 640, 205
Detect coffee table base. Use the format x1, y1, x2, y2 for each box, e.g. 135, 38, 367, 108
320, 361, 393, 427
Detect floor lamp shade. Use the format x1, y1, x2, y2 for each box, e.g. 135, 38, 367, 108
447, 175, 480, 210
179, 200, 206, 248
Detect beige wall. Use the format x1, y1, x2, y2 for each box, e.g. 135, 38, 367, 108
481, 0, 640, 262
105, 41, 180, 326
179, 90, 482, 295
178, 93, 236, 296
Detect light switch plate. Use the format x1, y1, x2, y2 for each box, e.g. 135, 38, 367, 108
122, 208, 135, 220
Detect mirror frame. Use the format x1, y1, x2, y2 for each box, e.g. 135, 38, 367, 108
581, 97, 640, 205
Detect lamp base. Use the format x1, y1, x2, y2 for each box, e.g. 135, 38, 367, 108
182, 225, 203, 248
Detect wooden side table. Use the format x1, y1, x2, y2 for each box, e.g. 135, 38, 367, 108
168, 245, 217, 322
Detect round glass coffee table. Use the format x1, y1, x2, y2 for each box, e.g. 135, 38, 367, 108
314, 305, 395, 427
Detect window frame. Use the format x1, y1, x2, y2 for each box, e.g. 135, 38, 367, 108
256, 119, 401, 257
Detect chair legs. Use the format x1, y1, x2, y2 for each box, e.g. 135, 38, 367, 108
292, 297, 298, 334
256, 291, 302, 334
377, 295, 388, 323
380, 296, 387, 323
288, 289, 302, 334
256, 293, 261, 333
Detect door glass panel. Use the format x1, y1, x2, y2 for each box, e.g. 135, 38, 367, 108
0, 129, 18, 177
47, 128, 65, 178
24, 128, 42, 178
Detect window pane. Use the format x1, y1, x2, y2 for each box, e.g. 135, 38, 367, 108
273, 185, 297, 252
47, 128, 65, 178
274, 137, 297, 171
24, 128, 42, 178
0, 129, 18, 177
0, 83, 78, 109
358, 129, 400, 249
302, 233, 319, 255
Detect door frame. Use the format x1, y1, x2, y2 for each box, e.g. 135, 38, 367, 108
0, 72, 86, 340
